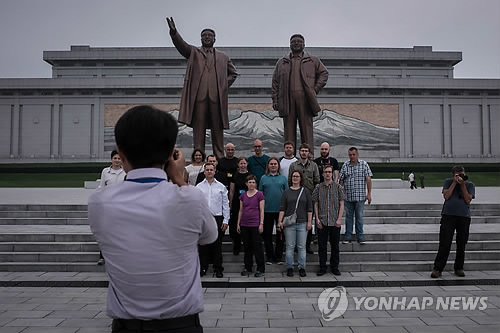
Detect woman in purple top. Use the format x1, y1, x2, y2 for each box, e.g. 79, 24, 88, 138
237, 174, 265, 277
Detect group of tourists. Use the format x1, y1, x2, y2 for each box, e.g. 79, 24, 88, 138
90, 106, 476, 333
185, 139, 372, 278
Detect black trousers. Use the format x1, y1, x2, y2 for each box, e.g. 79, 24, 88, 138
199, 216, 224, 273
433, 215, 471, 272
112, 314, 202, 332
229, 209, 242, 253
263, 212, 285, 262
240, 226, 265, 272
317, 225, 341, 270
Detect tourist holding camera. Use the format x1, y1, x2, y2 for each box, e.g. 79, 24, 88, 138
431, 166, 475, 278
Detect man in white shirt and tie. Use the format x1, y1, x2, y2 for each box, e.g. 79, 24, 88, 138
196, 163, 230, 278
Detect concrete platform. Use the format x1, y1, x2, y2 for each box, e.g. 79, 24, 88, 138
0, 186, 499, 205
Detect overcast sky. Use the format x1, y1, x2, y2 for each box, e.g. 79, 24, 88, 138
0, 0, 498, 79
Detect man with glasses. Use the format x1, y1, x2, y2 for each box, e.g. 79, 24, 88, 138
339, 147, 373, 245
248, 139, 270, 185
313, 165, 346, 276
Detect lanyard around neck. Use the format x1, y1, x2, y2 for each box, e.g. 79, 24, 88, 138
125, 177, 166, 184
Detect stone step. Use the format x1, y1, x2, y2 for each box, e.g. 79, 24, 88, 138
0, 211, 88, 218
0, 205, 87, 212
1, 216, 498, 225
0, 218, 89, 225
0, 260, 498, 273
1, 249, 498, 264
1, 240, 499, 253
0, 203, 497, 212
1, 228, 499, 242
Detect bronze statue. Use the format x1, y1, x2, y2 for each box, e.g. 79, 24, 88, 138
166, 17, 238, 159
272, 34, 328, 154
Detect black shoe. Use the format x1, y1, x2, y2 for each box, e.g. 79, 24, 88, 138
241, 269, 251, 276
254, 271, 265, 278
215, 271, 224, 278
287, 268, 294, 277
454, 269, 465, 277
233, 250, 240, 255
306, 248, 314, 255
200, 269, 207, 277
299, 269, 307, 277
342, 240, 351, 244
358, 240, 366, 245
96, 259, 104, 266
431, 270, 442, 278
332, 268, 341, 276
316, 270, 327, 276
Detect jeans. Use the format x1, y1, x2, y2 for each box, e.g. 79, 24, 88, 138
263, 212, 284, 262
240, 226, 265, 272
284, 222, 307, 269
344, 200, 365, 242
433, 215, 471, 272
317, 225, 341, 271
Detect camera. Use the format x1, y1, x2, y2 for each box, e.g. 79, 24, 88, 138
458, 174, 468, 181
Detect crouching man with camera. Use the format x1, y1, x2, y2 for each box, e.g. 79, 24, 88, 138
431, 165, 475, 278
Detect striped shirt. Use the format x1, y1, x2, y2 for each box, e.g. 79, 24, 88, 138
339, 159, 373, 202
312, 182, 346, 226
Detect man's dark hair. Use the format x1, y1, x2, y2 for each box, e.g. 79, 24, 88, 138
290, 34, 305, 42
201, 28, 216, 36
451, 165, 465, 174
299, 143, 310, 152
191, 149, 206, 163
111, 149, 119, 160
348, 147, 358, 152
283, 141, 295, 148
206, 154, 216, 161
114, 105, 178, 169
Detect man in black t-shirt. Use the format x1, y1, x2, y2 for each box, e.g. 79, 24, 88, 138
217, 143, 238, 183
314, 142, 339, 183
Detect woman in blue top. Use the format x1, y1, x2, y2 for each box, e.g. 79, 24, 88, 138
258, 157, 288, 264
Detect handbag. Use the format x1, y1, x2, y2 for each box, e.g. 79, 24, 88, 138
282, 188, 304, 227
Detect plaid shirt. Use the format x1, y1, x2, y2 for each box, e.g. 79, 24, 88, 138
339, 159, 373, 202
312, 182, 346, 226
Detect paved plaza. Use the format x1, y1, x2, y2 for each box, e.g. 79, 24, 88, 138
0, 282, 499, 332
0, 186, 498, 331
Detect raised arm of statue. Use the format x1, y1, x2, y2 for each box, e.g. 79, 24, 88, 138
166, 17, 192, 59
